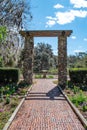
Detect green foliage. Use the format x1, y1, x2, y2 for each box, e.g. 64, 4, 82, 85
35, 74, 54, 79
69, 68, 87, 84
35, 74, 42, 79
0, 111, 10, 130
48, 68, 58, 75
0, 81, 31, 130
0, 84, 16, 97
34, 43, 57, 72
0, 26, 7, 43
10, 99, 18, 108
5, 94, 10, 104
68, 52, 87, 68
0, 56, 4, 67
70, 90, 86, 106
82, 105, 87, 112
0, 87, 4, 101
0, 68, 20, 84
0, 0, 32, 29
47, 75, 54, 79
73, 86, 80, 94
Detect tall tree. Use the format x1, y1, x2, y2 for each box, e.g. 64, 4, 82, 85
0, 0, 32, 29
34, 43, 53, 72
0, 0, 32, 66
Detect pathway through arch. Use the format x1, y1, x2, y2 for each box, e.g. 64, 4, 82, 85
9, 79, 85, 130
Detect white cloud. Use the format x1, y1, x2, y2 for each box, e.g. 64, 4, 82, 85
46, 16, 56, 27
46, 16, 57, 20
74, 49, 85, 53
56, 10, 87, 24
46, 20, 56, 27
71, 36, 76, 39
55, 11, 75, 24
54, 4, 64, 9
70, 0, 87, 8
46, 10, 87, 26
84, 38, 87, 41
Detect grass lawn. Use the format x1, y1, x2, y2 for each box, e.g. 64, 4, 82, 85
34, 74, 54, 79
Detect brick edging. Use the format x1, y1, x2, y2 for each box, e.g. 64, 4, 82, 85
58, 86, 87, 129
3, 85, 32, 130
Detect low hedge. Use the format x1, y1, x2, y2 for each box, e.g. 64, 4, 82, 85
0, 68, 20, 84
69, 68, 87, 84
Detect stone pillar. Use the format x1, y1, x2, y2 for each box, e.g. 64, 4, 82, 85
23, 35, 34, 84
58, 31, 67, 88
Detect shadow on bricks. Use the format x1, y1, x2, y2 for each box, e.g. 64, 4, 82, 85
46, 86, 62, 100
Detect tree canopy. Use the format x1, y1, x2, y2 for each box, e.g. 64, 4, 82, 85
34, 42, 57, 72
0, 0, 32, 29
68, 52, 87, 68
0, 0, 32, 67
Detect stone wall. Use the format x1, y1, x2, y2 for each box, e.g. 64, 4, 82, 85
20, 30, 72, 87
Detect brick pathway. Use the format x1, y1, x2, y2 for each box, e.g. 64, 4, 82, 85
9, 79, 85, 130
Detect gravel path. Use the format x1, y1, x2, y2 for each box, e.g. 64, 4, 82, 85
9, 79, 85, 130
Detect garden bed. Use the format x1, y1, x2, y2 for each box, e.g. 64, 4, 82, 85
53, 80, 87, 120
64, 85, 87, 120
0, 81, 31, 130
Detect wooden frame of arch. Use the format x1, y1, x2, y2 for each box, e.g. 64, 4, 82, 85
20, 30, 72, 88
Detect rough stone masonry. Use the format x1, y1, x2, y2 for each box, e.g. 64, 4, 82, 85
20, 30, 72, 87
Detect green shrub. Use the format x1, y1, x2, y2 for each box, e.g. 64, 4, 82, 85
82, 105, 87, 112
69, 68, 87, 84
70, 91, 86, 106
48, 68, 58, 75
47, 75, 54, 79
35, 74, 42, 79
73, 86, 80, 94
5, 94, 10, 104
0, 68, 20, 84
10, 100, 18, 108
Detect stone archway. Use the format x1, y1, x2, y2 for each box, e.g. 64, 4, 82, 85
20, 30, 72, 87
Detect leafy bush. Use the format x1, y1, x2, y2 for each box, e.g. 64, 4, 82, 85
10, 99, 18, 108
48, 68, 58, 75
5, 94, 10, 104
70, 91, 86, 106
69, 68, 87, 84
82, 105, 87, 112
73, 86, 80, 94
0, 68, 20, 84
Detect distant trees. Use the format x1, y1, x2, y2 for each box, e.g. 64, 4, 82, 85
34, 43, 58, 72
67, 52, 87, 68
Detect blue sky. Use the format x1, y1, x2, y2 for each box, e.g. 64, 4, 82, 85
24, 0, 87, 55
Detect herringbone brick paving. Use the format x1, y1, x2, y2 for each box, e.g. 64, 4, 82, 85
9, 79, 85, 130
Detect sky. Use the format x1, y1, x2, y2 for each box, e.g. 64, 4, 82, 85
24, 0, 87, 55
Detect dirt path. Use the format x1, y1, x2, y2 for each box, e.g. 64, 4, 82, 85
9, 79, 85, 130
